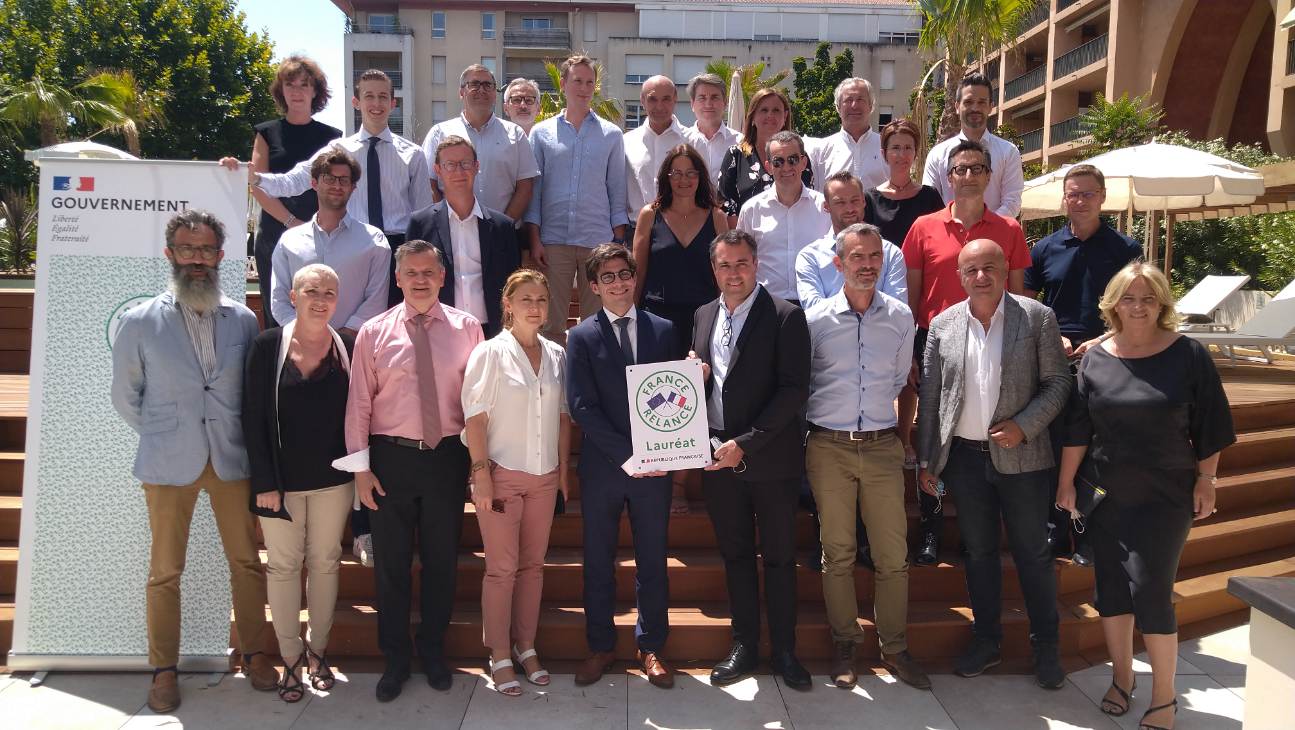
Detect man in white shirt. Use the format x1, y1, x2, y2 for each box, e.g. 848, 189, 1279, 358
682, 73, 741, 186
796, 171, 906, 310
406, 136, 521, 338
922, 72, 1024, 218
736, 131, 831, 304
422, 64, 538, 225
271, 147, 391, 334
808, 78, 888, 191
625, 75, 687, 223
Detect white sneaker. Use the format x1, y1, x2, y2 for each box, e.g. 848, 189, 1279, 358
353, 533, 373, 567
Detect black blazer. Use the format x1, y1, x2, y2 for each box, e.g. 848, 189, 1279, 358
566, 308, 678, 471
691, 286, 811, 481
405, 200, 520, 338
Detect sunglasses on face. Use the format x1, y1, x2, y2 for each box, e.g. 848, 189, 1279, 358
597, 269, 634, 284
768, 153, 803, 169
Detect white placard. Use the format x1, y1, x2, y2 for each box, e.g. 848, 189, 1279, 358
623, 359, 712, 474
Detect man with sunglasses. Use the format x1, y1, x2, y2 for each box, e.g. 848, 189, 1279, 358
565, 244, 680, 689
269, 146, 392, 336
421, 65, 538, 229
735, 130, 831, 305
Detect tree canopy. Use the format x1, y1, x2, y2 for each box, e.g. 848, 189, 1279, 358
790, 42, 854, 139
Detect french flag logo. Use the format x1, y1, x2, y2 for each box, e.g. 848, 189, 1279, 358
667, 391, 687, 407
53, 176, 94, 191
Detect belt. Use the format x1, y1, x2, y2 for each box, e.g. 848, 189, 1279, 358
953, 436, 992, 452
373, 434, 443, 451
807, 423, 896, 442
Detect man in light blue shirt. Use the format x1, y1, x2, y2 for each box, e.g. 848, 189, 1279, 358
271, 148, 392, 333
524, 54, 629, 342
804, 222, 928, 691
797, 171, 906, 309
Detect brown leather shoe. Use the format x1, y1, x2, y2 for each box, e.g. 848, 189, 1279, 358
244, 652, 280, 692
147, 667, 180, 713
574, 651, 615, 686
637, 650, 674, 689
831, 641, 857, 688
882, 650, 932, 690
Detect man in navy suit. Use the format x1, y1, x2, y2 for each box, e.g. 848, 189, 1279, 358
406, 135, 521, 338
566, 244, 678, 689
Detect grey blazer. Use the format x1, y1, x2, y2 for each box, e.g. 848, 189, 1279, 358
111, 290, 260, 485
916, 293, 1071, 476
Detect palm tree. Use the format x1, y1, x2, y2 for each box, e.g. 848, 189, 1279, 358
703, 59, 789, 107
915, 0, 1041, 141
1079, 92, 1164, 155
535, 61, 622, 124
0, 70, 163, 155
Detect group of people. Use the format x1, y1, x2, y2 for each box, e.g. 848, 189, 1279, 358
106, 53, 1237, 730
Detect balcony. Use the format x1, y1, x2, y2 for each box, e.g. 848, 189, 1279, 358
503, 28, 571, 49
1054, 33, 1108, 79
991, 85, 999, 106
347, 22, 413, 36
1050, 115, 1087, 146
1021, 128, 1044, 154
1018, 3, 1051, 35
1057, 0, 1082, 11
355, 70, 402, 89
1004, 65, 1046, 102
1288, 38, 1294, 76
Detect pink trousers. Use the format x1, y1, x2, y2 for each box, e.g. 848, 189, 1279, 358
477, 464, 559, 655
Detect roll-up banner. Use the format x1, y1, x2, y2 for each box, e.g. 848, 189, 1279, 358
10, 158, 248, 670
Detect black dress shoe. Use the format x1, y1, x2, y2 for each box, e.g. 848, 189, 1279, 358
771, 650, 811, 690
376, 667, 410, 702
914, 531, 939, 566
424, 656, 453, 691
710, 642, 758, 685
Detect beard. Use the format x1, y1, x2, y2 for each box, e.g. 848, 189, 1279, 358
170, 261, 222, 312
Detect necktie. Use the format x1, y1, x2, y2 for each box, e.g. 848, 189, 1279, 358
407, 313, 441, 445
367, 136, 385, 233
615, 316, 634, 365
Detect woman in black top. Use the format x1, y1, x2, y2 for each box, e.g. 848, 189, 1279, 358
1057, 263, 1235, 730
243, 264, 354, 703
717, 88, 812, 225
250, 56, 341, 327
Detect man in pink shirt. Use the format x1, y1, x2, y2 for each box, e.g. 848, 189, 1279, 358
346, 239, 484, 702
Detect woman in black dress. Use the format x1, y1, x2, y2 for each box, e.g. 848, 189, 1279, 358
250, 56, 341, 327
1057, 263, 1234, 730
716, 87, 812, 226
632, 144, 728, 515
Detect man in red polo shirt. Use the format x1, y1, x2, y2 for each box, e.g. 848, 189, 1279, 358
902, 138, 1030, 564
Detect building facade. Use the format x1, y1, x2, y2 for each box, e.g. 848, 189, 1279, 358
332, 0, 925, 141
973, 0, 1295, 169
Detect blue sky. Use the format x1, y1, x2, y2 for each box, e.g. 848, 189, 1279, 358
236, 0, 348, 131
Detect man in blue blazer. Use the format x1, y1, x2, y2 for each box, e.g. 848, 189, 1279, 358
406, 135, 522, 338
566, 244, 678, 689
111, 211, 276, 713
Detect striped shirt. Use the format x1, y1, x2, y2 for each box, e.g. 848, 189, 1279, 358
177, 301, 217, 380
257, 127, 434, 236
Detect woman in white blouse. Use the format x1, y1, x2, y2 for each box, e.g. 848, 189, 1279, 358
462, 269, 571, 696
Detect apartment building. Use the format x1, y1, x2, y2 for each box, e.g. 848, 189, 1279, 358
331, 0, 925, 142
974, 0, 1295, 169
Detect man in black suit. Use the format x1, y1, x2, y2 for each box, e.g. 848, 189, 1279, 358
566, 244, 679, 689
689, 229, 813, 689
406, 135, 521, 337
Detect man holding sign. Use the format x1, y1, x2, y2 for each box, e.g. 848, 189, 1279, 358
565, 244, 679, 689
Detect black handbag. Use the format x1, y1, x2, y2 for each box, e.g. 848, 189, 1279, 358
1071, 461, 1108, 533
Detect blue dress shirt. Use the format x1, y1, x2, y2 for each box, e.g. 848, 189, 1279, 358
805, 289, 914, 432
795, 232, 908, 310
270, 214, 393, 331
1025, 221, 1141, 340
525, 109, 629, 247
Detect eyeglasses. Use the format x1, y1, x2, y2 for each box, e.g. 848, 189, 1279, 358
506, 95, 538, 106
462, 80, 496, 92
597, 269, 634, 284
667, 170, 700, 180
1064, 190, 1101, 202
950, 164, 989, 176
768, 153, 803, 169
170, 244, 220, 261
319, 174, 352, 186
437, 160, 476, 172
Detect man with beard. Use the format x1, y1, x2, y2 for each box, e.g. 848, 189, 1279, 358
111, 210, 275, 713
922, 73, 1024, 219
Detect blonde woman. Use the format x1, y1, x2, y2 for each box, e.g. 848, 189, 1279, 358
461, 269, 571, 696
716, 87, 812, 226
1057, 263, 1235, 730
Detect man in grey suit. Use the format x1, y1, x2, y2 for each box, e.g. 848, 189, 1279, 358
916, 239, 1070, 689
111, 210, 276, 713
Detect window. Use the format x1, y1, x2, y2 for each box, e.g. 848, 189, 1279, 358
753, 13, 780, 41
481, 57, 497, 77
583, 12, 597, 42
624, 102, 643, 130
432, 101, 447, 125
481, 12, 495, 39
878, 106, 894, 126
522, 17, 552, 30
675, 101, 695, 125
673, 56, 709, 86
880, 60, 895, 91
432, 56, 446, 85
879, 30, 919, 45
625, 54, 663, 85
432, 11, 446, 38
369, 14, 397, 32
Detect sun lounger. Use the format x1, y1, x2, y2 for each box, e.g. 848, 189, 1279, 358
1187, 297, 1295, 364
1177, 274, 1251, 331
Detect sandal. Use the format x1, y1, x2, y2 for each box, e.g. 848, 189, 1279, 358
305, 646, 336, 691
1139, 698, 1178, 730
1100, 678, 1135, 716
512, 645, 551, 685
489, 657, 522, 696
278, 654, 307, 703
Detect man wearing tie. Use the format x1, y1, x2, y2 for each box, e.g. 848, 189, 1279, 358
345, 240, 483, 702
406, 136, 522, 337
566, 244, 679, 689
